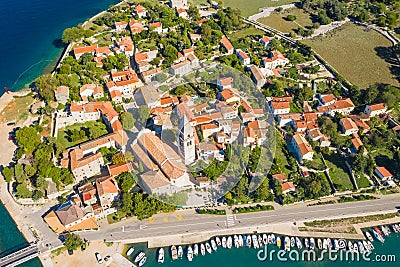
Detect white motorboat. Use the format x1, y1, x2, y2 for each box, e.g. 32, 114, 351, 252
263, 234, 268, 245
333, 239, 339, 250
271, 234, 276, 245
238, 235, 244, 247
309, 238, 315, 250
216, 236, 221, 246
304, 238, 309, 249
246, 235, 251, 248
222, 237, 227, 248
290, 237, 295, 247
139, 256, 147, 267
178, 246, 183, 258
362, 241, 370, 253
252, 235, 259, 249
234, 235, 239, 248
284, 237, 291, 251
135, 252, 145, 263
258, 235, 263, 247
358, 241, 365, 254
322, 239, 328, 250
193, 244, 199, 256
353, 242, 359, 253
211, 239, 217, 251
158, 248, 164, 263
200, 244, 206, 256
327, 238, 332, 249
171, 246, 178, 260
205, 242, 212, 254
227, 236, 233, 249
127, 247, 135, 256
348, 241, 353, 251
317, 239, 322, 250
372, 229, 385, 243
365, 232, 374, 242
367, 241, 375, 250
187, 246, 193, 262
296, 237, 302, 249
391, 224, 399, 233
381, 226, 390, 236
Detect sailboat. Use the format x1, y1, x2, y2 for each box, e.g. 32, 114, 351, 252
178, 246, 183, 258
171, 246, 178, 260
200, 244, 206, 256
284, 237, 291, 251
193, 244, 199, 256
187, 246, 193, 262
158, 248, 164, 263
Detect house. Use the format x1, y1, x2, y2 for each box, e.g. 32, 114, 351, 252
263, 50, 289, 69
189, 33, 202, 43
291, 134, 314, 161
364, 103, 387, 117
276, 113, 302, 127
294, 120, 307, 132
339, 118, 358, 135
67, 148, 104, 182
249, 65, 266, 88
141, 68, 162, 83
170, 60, 192, 76
282, 182, 296, 194
374, 166, 394, 181
78, 183, 97, 205
55, 86, 69, 105
80, 84, 103, 101
95, 176, 120, 209
107, 69, 143, 99
240, 112, 256, 123
73, 45, 97, 60
170, 0, 188, 9
110, 90, 123, 103
236, 49, 251, 65
201, 123, 220, 139
149, 22, 162, 34
194, 176, 210, 188
134, 85, 160, 108
259, 36, 271, 47
243, 120, 267, 147
270, 101, 290, 116
219, 89, 240, 104
318, 94, 336, 106
129, 19, 145, 34
328, 98, 355, 116
217, 77, 233, 90
197, 142, 224, 161
118, 36, 134, 57
134, 5, 147, 18
220, 36, 234, 54
350, 136, 368, 155
272, 173, 287, 182
177, 8, 188, 19
114, 21, 128, 32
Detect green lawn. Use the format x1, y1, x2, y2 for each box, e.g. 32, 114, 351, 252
223, 0, 297, 17
303, 23, 399, 88
227, 26, 265, 42
257, 7, 313, 33
356, 173, 371, 188
56, 120, 108, 150
324, 152, 354, 191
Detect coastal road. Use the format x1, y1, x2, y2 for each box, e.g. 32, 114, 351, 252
79, 194, 400, 244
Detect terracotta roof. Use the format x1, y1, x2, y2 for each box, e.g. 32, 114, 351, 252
218, 77, 234, 87
264, 50, 287, 62
340, 118, 358, 131
135, 52, 148, 62
73, 45, 97, 55
177, 8, 187, 14
220, 36, 233, 51
272, 173, 287, 181
96, 176, 119, 196
368, 103, 387, 112
171, 60, 190, 70
271, 96, 292, 102
271, 101, 290, 110
351, 137, 363, 151
329, 98, 355, 110
149, 22, 162, 28
320, 94, 336, 104
183, 47, 195, 55
95, 46, 113, 55
220, 88, 239, 101
260, 36, 271, 43
237, 50, 249, 60
160, 96, 179, 106
198, 18, 208, 25
56, 86, 69, 95
55, 202, 85, 226
375, 166, 393, 178
115, 21, 128, 26
110, 90, 122, 99
201, 123, 219, 130
282, 182, 295, 192
80, 83, 97, 94
140, 170, 170, 190
292, 134, 313, 156
108, 162, 133, 176
142, 67, 162, 77
135, 4, 146, 13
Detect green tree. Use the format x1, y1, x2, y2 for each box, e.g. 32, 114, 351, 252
32, 190, 44, 200
286, 15, 297, 21
64, 233, 84, 251
16, 184, 32, 198
112, 153, 126, 165
121, 112, 135, 130
2, 167, 14, 182
15, 126, 41, 154
115, 172, 136, 193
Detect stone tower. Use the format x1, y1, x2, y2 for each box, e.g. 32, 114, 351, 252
179, 115, 196, 165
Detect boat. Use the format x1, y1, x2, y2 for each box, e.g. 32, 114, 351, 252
227, 236, 233, 249
333, 239, 339, 250
252, 235, 259, 249
135, 252, 145, 263
284, 237, 291, 251
222, 237, 227, 248
374, 227, 383, 236
139, 256, 147, 267
234, 235, 240, 248
304, 238, 309, 249
193, 244, 198, 256
309, 238, 315, 250
348, 241, 353, 251
296, 237, 302, 249
367, 241, 375, 250
385, 225, 391, 235
187, 246, 193, 262
238, 235, 244, 246
353, 242, 359, 253
178, 246, 183, 258
372, 229, 385, 243
276, 236, 281, 248
242, 235, 247, 247
267, 234, 272, 244
246, 235, 252, 248
290, 237, 295, 248
171, 246, 178, 260
317, 239, 323, 250
391, 224, 399, 233
322, 239, 328, 250
365, 232, 374, 242
205, 242, 212, 254
362, 241, 370, 253
158, 248, 164, 263
338, 239, 346, 250
271, 234, 276, 245
216, 237, 221, 246
381, 226, 390, 236
200, 244, 206, 256
263, 234, 268, 245
211, 239, 217, 251
258, 235, 263, 247
127, 247, 135, 256
358, 241, 365, 254
327, 238, 332, 249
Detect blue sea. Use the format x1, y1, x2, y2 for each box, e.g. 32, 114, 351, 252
0, 0, 119, 95
128, 232, 400, 267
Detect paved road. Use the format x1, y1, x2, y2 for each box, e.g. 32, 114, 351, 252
79, 194, 400, 243
0, 244, 39, 267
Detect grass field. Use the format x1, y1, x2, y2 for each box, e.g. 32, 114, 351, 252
0, 94, 35, 123
303, 23, 399, 88
257, 7, 313, 33
356, 173, 371, 188
227, 26, 265, 42
222, 0, 297, 17
324, 152, 354, 191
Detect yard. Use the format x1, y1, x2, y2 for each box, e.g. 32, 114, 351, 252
323, 152, 354, 191
370, 148, 399, 177
227, 26, 265, 42
356, 173, 371, 188
223, 0, 297, 17
257, 7, 313, 34
303, 23, 399, 88
56, 120, 108, 151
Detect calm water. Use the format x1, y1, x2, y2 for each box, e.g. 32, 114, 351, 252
128, 232, 400, 267
0, 0, 120, 94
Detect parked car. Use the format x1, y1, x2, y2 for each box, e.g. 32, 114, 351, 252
95, 252, 103, 264
68, 250, 74, 255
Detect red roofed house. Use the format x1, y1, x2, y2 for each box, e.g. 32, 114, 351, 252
95, 176, 120, 209
114, 21, 128, 33
291, 134, 314, 161
129, 19, 145, 34
177, 8, 188, 19
318, 94, 337, 106
236, 49, 251, 65
219, 88, 241, 104
263, 50, 289, 69
217, 77, 234, 90
282, 182, 296, 194
134, 5, 148, 18
374, 166, 394, 181
149, 22, 163, 34
328, 98, 355, 116
110, 90, 123, 103
73, 45, 97, 60
364, 103, 387, 117
260, 36, 271, 47
220, 36, 234, 54
339, 118, 358, 136
270, 101, 290, 116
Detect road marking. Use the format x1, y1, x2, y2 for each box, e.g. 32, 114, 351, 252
176, 214, 182, 221
226, 214, 235, 227
163, 217, 169, 222
149, 217, 154, 223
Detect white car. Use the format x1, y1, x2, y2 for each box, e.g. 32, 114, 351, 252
95, 253, 103, 264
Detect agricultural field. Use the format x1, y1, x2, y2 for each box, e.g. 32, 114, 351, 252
303, 23, 399, 88
257, 7, 313, 33
223, 0, 297, 17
